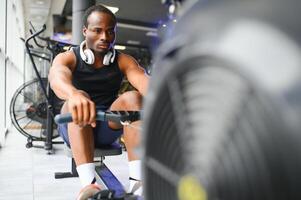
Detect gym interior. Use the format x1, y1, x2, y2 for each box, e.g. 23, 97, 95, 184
1, 0, 301, 200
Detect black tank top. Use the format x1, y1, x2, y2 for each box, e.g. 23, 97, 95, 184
72, 46, 124, 108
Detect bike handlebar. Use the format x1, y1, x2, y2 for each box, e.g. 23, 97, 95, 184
25, 24, 47, 50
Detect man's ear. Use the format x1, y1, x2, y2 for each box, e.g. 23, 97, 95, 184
83, 26, 87, 37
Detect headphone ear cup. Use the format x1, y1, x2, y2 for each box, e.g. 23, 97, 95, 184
79, 41, 87, 62
79, 41, 95, 65
103, 51, 113, 65
110, 49, 116, 63
84, 49, 95, 65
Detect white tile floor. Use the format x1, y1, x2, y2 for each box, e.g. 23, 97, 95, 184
0, 128, 130, 200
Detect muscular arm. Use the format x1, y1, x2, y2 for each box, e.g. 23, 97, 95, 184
118, 53, 149, 96
49, 51, 96, 127
48, 51, 77, 100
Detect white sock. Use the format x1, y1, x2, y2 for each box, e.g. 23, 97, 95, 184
129, 160, 143, 195
76, 163, 96, 187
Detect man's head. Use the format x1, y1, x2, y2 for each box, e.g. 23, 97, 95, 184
82, 4, 117, 55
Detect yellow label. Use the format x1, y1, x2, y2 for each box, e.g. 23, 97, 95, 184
178, 175, 207, 200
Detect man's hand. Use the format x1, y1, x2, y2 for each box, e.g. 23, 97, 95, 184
67, 90, 96, 127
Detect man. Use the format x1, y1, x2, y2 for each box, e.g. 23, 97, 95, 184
49, 4, 148, 196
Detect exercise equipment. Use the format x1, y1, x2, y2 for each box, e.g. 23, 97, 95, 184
54, 110, 142, 200
10, 24, 74, 153
142, 0, 301, 199
10, 78, 50, 148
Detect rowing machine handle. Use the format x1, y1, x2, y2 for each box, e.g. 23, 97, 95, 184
54, 111, 107, 124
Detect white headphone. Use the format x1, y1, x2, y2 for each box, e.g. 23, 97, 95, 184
79, 41, 116, 65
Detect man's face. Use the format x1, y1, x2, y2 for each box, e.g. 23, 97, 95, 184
83, 11, 116, 54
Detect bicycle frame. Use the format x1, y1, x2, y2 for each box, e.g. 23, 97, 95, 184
25, 24, 49, 101
23, 24, 73, 153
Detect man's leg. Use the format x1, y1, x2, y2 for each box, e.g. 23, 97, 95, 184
60, 101, 96, 187
109, 91, 143, 195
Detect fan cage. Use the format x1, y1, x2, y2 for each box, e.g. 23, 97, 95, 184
10, 78, 60, 140
143, 56, 300, 200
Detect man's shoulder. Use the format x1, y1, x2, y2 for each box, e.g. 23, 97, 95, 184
116, 51, 134, 61
52, 48, 77, 71
60, 48, 77, 60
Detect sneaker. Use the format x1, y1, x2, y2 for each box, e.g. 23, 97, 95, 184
77, 184, 101, 200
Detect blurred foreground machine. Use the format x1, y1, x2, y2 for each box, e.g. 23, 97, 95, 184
143, 0, 301, 199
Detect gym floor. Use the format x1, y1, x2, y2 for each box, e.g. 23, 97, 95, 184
0, 129, 130, 200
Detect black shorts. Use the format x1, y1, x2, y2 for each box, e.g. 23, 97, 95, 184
57, 106, 123, 147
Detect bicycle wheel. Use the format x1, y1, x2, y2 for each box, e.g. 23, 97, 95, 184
10, 78, 59, 141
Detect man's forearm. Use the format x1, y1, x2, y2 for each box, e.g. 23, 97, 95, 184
49, 68, 77, 100
50, 79, 77, 100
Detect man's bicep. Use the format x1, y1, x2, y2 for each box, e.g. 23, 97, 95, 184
126, 62, 144, 81
49, 53, 74, 81
119, 53, 149, 95
126, 65, 149, 96
123, 55, 144, 76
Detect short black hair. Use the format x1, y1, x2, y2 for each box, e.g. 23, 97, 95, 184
83, 4, 117, 27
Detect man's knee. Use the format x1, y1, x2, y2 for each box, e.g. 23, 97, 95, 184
108, 91, 142, 129
111, 91, 142, 111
